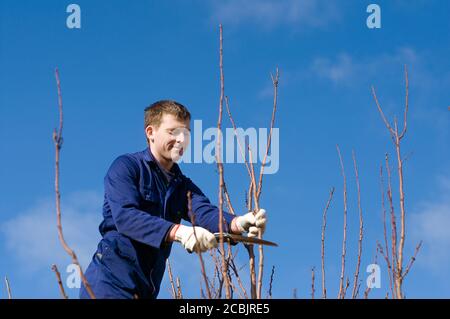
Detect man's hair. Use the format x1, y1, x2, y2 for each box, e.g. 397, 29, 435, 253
144, 100, 191, 139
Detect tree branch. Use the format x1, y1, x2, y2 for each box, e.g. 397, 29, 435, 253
53, 68, 95, 299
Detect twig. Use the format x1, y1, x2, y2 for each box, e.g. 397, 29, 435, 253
351, 151, 364, 299
399, 65, 409, 139
4, 276, 12, 299
364, 246, 380, 299
229, 257, 249, 299
356, 281, 362, 299
372, 67, 412, 298
53, 68, 95, 299
336, 145, 348, 299
401, 241, 422, 280
256, 235, 264, 299
321, 187, 335, 299
210, 250, 222, 298
380, 165, 394, 298
343, 277, 350, 297
256, 68, 279, 202
226, 240, 235, 299
200, 285, 206, 299
176, 277, 183, 299
166, 259, 177, 299
255, 69, 279, 300
248, 143, 259, 211
216, 24, 231, 299
311, 267, 315, 300
385, 154, 399, 298
245, 144, 258, 299
224, 96, 252, 180
247, 179, 253, 212
223, 183, 236, 216
188, 191, 212, 299
245, 244, 257, 299
268, 266, 275, 299
51, 264, 68, 299
371, 87, 395, 143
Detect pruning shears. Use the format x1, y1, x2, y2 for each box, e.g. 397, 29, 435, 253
214, 233, 278, 247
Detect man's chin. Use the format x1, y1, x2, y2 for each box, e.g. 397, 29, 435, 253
170, 150, 183, 162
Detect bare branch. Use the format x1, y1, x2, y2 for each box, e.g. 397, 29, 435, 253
166, 259, 177, 299
364, 246, 380, 299
380, 165, 395, 298
257, 236, 264, 299
343, 277, 350, 298
245, 244, 257, 299
224, 96, 252, 180
229, 257, 249, 299
223, 183, 236, 216
4, 276, 12, 299
247, 143, 259, 212
321, 187, 335, 299
247, 176, 253, 212
188, 191, 212, 299
401, 241, 423, 281
395, 131, 407, 299
53, 68, 95, 299
216, 24, 231, 299
351, 151, 364, 299
385, 153, 399, 294
336, 145, 348, 299
176, 277, 183, 299
268, 265, 275, 299
371, 85, 396, 140
246, 144, 264, 299
256, 68, 279, 202
51, 264, 68, 299
399, 65, 409, 140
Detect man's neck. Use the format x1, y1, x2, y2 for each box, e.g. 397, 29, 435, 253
149, 146, 173, 172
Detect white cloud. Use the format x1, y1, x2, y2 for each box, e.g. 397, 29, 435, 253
1, 190, 253, 298
311, 47, 419, 85
410, 176, 450, 276
312, 53, 355, 83
209, 0, 340, 30
0, 191, 103, 274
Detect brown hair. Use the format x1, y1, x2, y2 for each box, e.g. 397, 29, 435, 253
144, 100, 191, 142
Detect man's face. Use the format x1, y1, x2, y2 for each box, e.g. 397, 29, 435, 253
146, 113, 191, 164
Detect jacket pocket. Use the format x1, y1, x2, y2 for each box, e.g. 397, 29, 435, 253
100, 233, 138, 265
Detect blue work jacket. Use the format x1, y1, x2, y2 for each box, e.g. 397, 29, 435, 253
79, 147, 235, 299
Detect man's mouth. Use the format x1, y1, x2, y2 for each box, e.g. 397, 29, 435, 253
171, 146, 184, 156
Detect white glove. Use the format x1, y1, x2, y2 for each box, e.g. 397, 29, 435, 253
234, 209, 267, 238
174, 225, 218, 253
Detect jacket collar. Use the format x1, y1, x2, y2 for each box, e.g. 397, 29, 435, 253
143, 146, 183, 177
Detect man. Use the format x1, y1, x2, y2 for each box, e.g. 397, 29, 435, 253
80, 100, 267, 299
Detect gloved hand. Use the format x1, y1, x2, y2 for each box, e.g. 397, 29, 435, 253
234, 209, 267, 238
174, 225, 218, 253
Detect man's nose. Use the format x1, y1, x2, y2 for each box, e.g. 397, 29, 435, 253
176, 133, 185, 143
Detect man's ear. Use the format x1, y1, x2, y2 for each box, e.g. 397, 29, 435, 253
145, 125, 154, 142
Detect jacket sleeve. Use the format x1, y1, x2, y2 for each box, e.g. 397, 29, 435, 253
184, 177, 235, 233
104, 155, 174, 249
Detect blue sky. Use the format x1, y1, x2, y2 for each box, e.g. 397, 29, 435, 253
0, 0, 449, 299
